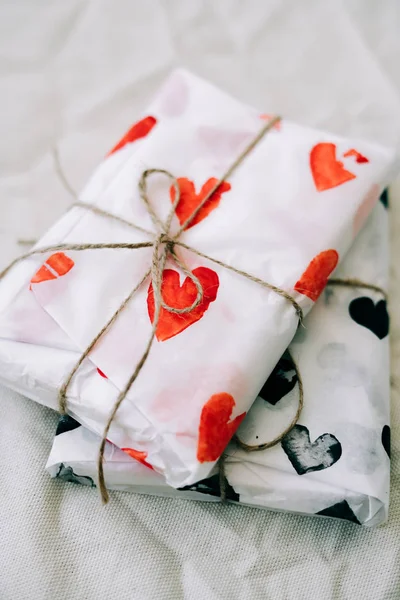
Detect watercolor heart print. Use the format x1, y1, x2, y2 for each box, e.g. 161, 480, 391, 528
179, 473, 240, 502
55, 415, 82, 436
107, 116, 157, 156
30, 253, 74, 286
197, 393, 246, 463
197, 127, 254, 158
281, 425, 342, 475
156, 70, 190, 117
310, 143, 369, 192
258, 352, 298, 405
121, 448, 153, 470
294, 249, 339, 302
147, 267, 219, 342
381, 425, 390, 458
317, 501, 360, 524
170, 178, 231, 229
56, 464, 96, 488
349, 297, 389, 340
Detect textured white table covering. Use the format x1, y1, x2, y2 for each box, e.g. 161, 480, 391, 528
1, 1, 400, 598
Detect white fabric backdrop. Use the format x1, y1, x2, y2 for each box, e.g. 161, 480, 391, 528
0, 1, 400, 598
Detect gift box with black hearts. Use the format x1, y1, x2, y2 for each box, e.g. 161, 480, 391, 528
46, 195, 390, 526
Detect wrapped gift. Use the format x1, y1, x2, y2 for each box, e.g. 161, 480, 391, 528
0, 69, 394, 490
46, 197, 390, 526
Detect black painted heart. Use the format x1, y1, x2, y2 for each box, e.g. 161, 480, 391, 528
282, 424, 342, 475
317, 500, 359, 524
382, 425, 390, 458
56, 464, 95, 487
55, 415, 81, 436
259, 351, 298, 405
380, 188, 388, 209
349, 297, 389, 340
179, 474, 239, 502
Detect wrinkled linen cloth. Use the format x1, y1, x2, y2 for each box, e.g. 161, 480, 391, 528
2, 2, 400, 599
47, 197, 390, 526
0, 70, 392, 489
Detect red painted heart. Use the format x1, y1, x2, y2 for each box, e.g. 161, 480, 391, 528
157, 71, 189, 117
197, 393, 246, 463
121, 448, 153, 470
147, 266, 219, 342
31, 252, 74, 285
198, 127, 254, 158
107, 116, 157, 156
343, 149, 369, 164
294, 249, 339, 302
170, 178, 231, 229
310, 143, 356, 191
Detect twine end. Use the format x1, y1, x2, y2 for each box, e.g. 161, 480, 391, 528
98, 468, 110, 505
297, 307, 304, 328
100, 488, 110, 505
58, 390, 67, 415
97, 439, 110, 504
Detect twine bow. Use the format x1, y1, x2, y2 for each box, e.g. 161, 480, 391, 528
0, 115, 311, 503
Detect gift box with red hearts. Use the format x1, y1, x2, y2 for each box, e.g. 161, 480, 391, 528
0, 69, 394, 489
46, 196, 390, 526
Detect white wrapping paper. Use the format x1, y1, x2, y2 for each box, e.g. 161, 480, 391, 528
0, 70, 394, 488
47, 196, 390, 526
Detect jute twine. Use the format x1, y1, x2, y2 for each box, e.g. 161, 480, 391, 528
5, 117, 387, 504
327, 278, 388, 300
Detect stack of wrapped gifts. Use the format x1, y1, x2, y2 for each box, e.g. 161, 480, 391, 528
0, 70, 393, 526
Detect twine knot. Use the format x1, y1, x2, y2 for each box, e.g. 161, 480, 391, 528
139, 168, 206, 319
